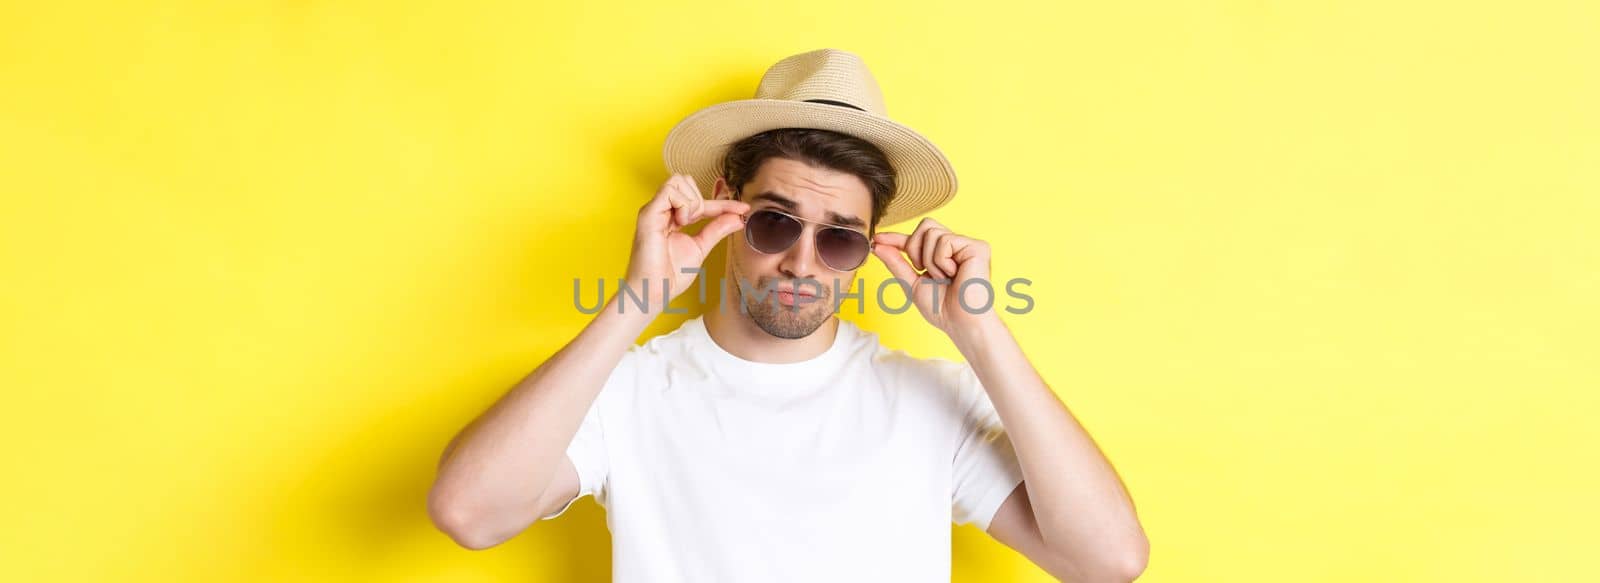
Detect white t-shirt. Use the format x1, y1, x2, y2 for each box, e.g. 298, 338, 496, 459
540, 315, 1025, 582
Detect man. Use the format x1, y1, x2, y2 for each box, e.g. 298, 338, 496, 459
428, 48, 1149, 582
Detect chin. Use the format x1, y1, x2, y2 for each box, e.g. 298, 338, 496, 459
743, 296, 833, 340
728, 259, 837, 339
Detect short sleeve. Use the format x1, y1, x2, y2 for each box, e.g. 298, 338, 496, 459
947, 362, 1026, 531
539, 347, 639, 520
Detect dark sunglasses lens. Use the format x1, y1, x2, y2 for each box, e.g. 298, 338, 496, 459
746, 210, 802, 253
817, 227, 871, 270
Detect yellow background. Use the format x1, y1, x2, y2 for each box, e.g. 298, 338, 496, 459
3, 1, 1596, 581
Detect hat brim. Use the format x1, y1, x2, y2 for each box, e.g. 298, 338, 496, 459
662, 99, 957, 228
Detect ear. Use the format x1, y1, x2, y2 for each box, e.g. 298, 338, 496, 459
713, 177, 734, 201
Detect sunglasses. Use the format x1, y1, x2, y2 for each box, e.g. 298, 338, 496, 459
740, 208, 874, 271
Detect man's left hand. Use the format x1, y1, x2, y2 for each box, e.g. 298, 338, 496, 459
872, 217, 1001, 338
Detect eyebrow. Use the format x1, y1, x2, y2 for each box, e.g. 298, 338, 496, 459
749, 191, 868, 229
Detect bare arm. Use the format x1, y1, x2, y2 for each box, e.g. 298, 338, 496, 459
958, 318, 1147, 582
873, 219, 1149, 581
426, 174, 748, 549
428, 301, 651, 549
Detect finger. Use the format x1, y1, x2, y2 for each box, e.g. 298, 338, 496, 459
934, 234, 959, 278
690, 212, 745, 255
909, 217, 946, 272
675, 198, 747, 227
873, 244, 919, 287
953, 235, 979, 267
921, 229, 950, 281
666, 194, 686, 227
668, 176, 701, 226
697, 199, 751, 218
950, 235, 991, 277
681, 199, 702, 227
905, 225, 930, 273
639, 176, 680, 231
649, 174, 680, 210
873, 231, 909, 249
676, 173, 704, 199
919, 230, 943, 280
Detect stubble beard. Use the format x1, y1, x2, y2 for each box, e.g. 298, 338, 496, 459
730, 258, 834, 340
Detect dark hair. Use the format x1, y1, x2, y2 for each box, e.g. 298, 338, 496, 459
721, 128, 896, 231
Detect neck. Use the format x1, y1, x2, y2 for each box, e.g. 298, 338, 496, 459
703, 279, 840, 364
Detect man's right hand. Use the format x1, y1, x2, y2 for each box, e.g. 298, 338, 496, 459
625, 173, 749, 304
430, 173, 748, 550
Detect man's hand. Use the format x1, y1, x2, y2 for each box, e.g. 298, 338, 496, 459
626, 173, 750, 303
876, 219, 1150, 581
872, 217, 1000, 337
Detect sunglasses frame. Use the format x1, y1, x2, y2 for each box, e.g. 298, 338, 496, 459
739, 207, 875, 272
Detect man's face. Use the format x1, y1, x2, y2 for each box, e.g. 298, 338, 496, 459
713, 157, 874, 339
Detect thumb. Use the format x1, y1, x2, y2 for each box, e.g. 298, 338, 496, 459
873, 244, 919, 288
691, 212, 744, 255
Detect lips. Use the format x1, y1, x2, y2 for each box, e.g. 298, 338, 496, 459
774, 286, 817, 298
770, 282, 824, 309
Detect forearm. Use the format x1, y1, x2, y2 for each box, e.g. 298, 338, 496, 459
429, 296, 652, 535
951, 316, 1146, 570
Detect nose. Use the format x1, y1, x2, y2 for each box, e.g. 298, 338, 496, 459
777, 225, 820, 280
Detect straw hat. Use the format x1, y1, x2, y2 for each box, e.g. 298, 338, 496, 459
662, 48, 958, 228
